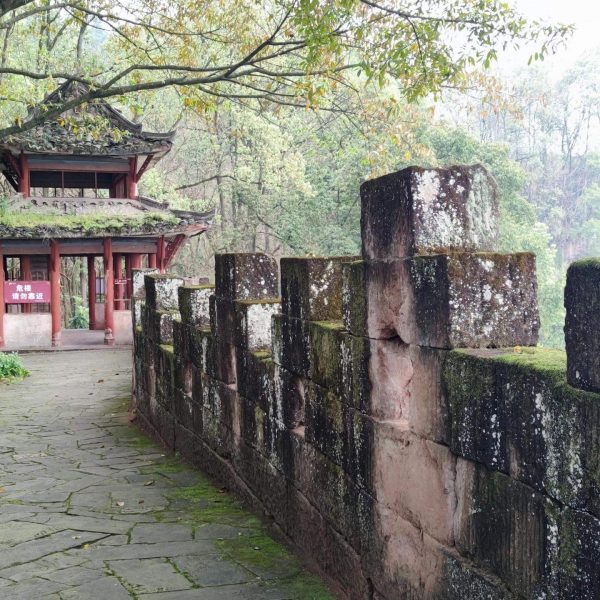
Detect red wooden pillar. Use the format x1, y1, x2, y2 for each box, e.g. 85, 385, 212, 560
87, 256, 96, 330
50, 240, 61, 347
20, 255, 32, 313
103, 239, 115, 345
148, 253, 157, 269
114, 253, 124, 310
157, 236, 166, 274
0, 243, 5, 348
18, 153, 30, 198
127, 157, 138, 199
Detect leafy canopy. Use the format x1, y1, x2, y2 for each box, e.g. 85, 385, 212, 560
0, 0, 572, 138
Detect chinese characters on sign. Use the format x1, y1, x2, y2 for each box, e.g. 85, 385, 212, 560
4, 281, 51, 303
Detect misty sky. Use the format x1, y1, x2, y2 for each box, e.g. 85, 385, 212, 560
502, 0, 599, 74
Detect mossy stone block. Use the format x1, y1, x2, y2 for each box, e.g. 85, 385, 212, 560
565, 258, 600, 392
189, 326, 214, 372
361, 164, 499, 259
172, 316, 190, 362
410, 252, 539, 349
178, 284, 214, 326
455, 461, 555, 598
281, 256, 355, 322
144, 274, 184, 311
272, 314, 311, 377
132, 267, 159, 299
444, 351, 508, 472
305, 381, 373, 488
156, 344, 175, 411
341, 259, 410, 339
213, 297, 237, 344
215, 253, 278, 300
446, 348, 600, 515
308, 320, 346, 394
275, 366, 306, 430
234, 299, 280, 351
236, 349, 276, 414
173, 388, 194, 432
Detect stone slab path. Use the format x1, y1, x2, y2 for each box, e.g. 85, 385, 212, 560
0, 350, 333, 600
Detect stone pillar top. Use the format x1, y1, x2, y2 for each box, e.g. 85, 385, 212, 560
361, 164, 499, 260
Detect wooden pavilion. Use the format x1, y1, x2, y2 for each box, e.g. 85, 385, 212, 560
0, 81, 211, 348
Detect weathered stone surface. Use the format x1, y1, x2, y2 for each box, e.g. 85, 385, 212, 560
408, 252, 539, 349
361, 164, 499, 259
172, 316, 190, 362
275, 366, 306, 429
178, 284, 214, 326
281, 256, 355, 321
293, 435, 375, 554
272, 313, 310, 377
340, 334, 411, 421
435, 552, 514, 599
144, 274, 184, 311
445, 348, 600, 515
234, 299, 280, 351
342, 258, 409, 339
213, 296, 236, 343
454, 459, 557, 599
343, 253, 538, 349
132, 267, 159, 299
189, 326, 213, 372
565, 258, 600, 392
406, 346, 449, 443
214, 253, 278, 300
373, 421, 456, 545
305, 381, 374, 489
308, 320, 346, 393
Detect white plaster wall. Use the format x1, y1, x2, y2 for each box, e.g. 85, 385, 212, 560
114, 310, 133, 345
4, 314, 52, 347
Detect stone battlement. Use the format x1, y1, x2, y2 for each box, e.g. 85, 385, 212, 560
132, 164, 600, 599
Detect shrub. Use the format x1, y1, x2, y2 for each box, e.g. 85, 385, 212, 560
68, 296, 90, 329
0, 353, 29, 382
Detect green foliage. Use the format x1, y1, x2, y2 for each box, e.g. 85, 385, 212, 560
0, 210, 179, 237
0, 353, 29, 382
68, 296, 89, 329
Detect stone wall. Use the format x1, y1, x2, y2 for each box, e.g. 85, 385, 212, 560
132, 164, 600, 599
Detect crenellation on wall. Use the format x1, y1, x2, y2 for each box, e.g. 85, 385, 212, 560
133, 164, 600, 600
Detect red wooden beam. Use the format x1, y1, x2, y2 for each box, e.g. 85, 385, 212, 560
50, 240, 61, 347
164, 234, 186, 269
3, 171, 18, 191
4, 152, 21, 178
135, 155, 153, 182
103, 239, 115, 345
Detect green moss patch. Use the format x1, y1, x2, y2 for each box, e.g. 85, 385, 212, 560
217, 535, 334, 598
0, 210, 179, 238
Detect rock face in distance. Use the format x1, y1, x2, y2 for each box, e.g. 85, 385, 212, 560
565, 258, 600, 392
361, 165, 499, 260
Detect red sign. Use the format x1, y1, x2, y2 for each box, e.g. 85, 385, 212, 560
4, 281, 51, 304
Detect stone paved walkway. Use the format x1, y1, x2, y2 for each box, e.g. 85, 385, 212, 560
0, 350, 333, 599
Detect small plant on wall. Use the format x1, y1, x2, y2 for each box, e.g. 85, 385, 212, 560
0, 353, 29, 383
